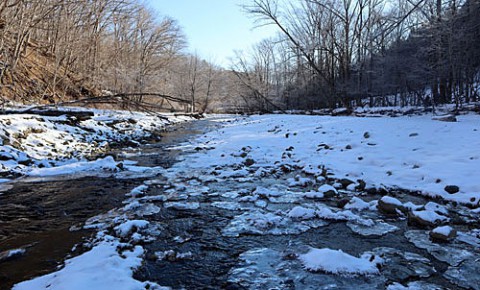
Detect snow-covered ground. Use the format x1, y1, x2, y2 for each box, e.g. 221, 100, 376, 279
9, 112, 480, 289
184, 114, 480, 206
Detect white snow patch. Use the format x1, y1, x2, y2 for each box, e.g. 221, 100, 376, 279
287, 206, 316, 220
114, 220, 150, 237
13, 239, 158, 290
299, 248, 379, 276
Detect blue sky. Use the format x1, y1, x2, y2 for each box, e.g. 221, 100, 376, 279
147, 0, 277, 67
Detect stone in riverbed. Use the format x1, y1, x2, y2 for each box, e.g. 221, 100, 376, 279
430, 225, 457, 242
377, 196, 405, 215
408, 210, 449, 228
317, 184, 338, 198
338, 178, 354, 189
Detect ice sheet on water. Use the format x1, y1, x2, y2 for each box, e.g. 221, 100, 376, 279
347, 221, 399, 236
387, 281, 446, 290
222, 210, 327, 237
164, 202, 200, 210
405, 230, 474, 266
444, 258, 480, 290
128, 203, 161, 217
228, 248, 385, 289
366, 247, 436, 281
211, 201, 241, 211
456, 230, 480, 247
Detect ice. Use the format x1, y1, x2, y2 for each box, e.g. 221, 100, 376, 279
387, 281, 445, 290
253, 186, 284, 197
128, 184, 148, 197
456, 230, 480, 247
228, 248, 385, 289
27, 156, 118, 177
128, 203, 161, 217
222, 210, 327, 237
211, 201, 241, 211
444, 258, 480, 290
299, 248, 379, 276
114, 220, 150, 237
405, 230, 474, 266
164, 202, 200, 210
347, 221, 399, 236
366, 247, 436, 281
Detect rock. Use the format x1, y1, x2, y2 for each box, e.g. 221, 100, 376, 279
356, 179, 366, 191
243, 158, 255, 167
430, 226, 457, 242
0, 248, 26, 263
444, 185, 459, 194
318, 184, 338, 198
337, 198, 350, 208
377, 196, 405, 215
363, 132, 370, 139
408, 210, 449, 228
339, 178, 354, 188
432, 115, 457, 122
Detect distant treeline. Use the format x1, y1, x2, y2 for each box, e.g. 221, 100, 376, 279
232, 0, 480, 112
1, 0, 479, 113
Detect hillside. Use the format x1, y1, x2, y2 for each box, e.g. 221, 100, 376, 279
0, 39, 99, 106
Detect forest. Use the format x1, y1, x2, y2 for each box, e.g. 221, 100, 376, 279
0, 0, 479, 113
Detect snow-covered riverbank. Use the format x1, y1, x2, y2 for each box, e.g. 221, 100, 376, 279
0, 108, 192, 180
186, 114, 480, 206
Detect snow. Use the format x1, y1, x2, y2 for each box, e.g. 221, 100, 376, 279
288, 206, 316, 220
432, 225, 454, 236
9, 112, 480, 288
27, 156, 118, 177
0, 107, 190, 179
13, 238, 157, 290
114, 220, 150, 237
128, 184, 149, 197
344, 197, 373, 211
380, 196, 403, 206
298, 248, 379, 275
181, 114, 480, 205
411, 210, 450, 223
317, 184, 338, 195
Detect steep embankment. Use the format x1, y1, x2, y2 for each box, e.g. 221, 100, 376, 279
0, 38, 98, 105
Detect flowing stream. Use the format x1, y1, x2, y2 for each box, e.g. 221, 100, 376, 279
1, 117, 479, 289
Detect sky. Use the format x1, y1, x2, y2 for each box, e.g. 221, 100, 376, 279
147, 0, 277, 68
